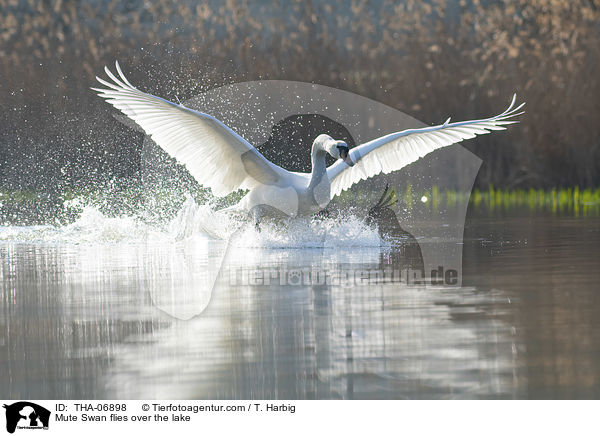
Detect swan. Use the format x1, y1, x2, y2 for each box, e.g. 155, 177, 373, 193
93, 62, 524, 223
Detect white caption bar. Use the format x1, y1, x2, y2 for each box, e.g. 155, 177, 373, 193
0, 400, 597, 436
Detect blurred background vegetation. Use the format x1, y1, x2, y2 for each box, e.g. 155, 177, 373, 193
1, 0, 599, 196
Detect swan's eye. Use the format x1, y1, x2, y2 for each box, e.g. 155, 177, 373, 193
337, 145, 349, 159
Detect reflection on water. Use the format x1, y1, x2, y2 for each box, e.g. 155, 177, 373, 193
1, 214, 599, 399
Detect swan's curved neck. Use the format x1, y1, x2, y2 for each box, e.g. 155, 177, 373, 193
308, 137, 330, 188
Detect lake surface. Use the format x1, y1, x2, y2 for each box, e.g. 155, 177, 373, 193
1, 211, 599, 399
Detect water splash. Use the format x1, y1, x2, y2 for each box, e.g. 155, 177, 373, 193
0, 206, 152, 244
0, 194, 383, 248
230, 214, 382, 249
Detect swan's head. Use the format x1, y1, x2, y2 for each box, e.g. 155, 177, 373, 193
333, 141, 354, 167
314, 134, 354, 167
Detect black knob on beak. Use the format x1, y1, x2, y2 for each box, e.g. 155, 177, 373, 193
338, 145, 354, 167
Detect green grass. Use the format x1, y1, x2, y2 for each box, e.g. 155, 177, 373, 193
1, 185, 599, 227
413, 186, 600, 216
330, 185, 600, 216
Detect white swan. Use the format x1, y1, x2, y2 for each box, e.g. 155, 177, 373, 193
94, 62, 523, 222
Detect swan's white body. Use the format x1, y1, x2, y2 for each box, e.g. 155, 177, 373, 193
94, 62, 523, 219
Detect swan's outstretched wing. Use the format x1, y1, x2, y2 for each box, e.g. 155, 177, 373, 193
327, 95, 524, 199
93, 62, 290, 196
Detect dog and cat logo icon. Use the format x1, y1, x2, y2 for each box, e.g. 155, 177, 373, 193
2, 402, 50, 433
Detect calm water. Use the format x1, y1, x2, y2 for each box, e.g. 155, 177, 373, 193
1, 212, 599, 399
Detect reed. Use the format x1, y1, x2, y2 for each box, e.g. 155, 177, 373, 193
1, 0, 599, 191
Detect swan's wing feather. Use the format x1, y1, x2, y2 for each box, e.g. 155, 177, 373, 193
327, 95, 524, 199
93, 62, 288, 196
